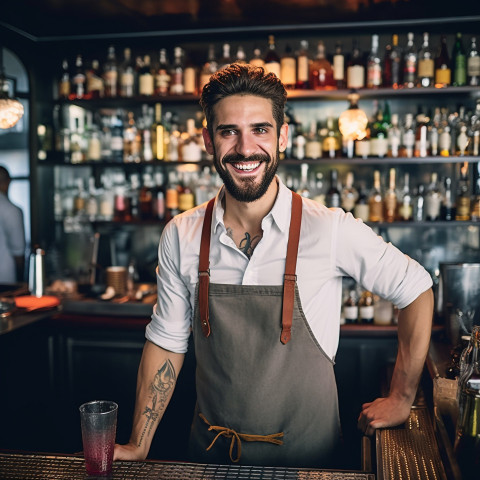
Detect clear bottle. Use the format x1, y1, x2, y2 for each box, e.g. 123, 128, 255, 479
388, 113, 401, 158
103, 45, 118, 97
453, 32, 467, 87
332, 41, 346, 89
383, 34, 402, 88
425, 172, 442, 221
341, 171, 358, 213
326, 168, 341, 208
296, 40, 310, 89
155, 48, 171, 96
309, 40, 334, 90
384, 167, 397, 223
280, 44, 296, 89
358, 291, 375, 324
441, 176, 456, 221
412, 184, 426, 221
366, 34, 382, 89
439, 125, 452, 157
296, 163, 311, 198
347, 40, 365, 89
398, 172, 413, 221
403, 32, 417, 88
138, 55, 154, 96
368, 170, 384, 222
199, 45, 218, 91
170, 47, 185, 95
402, 113, 415, 158
467, 36, 480, 86
417, 32, 434, 87
119, 47, 136, 97
264, 35, 281, 78
414, 111, 430, 158
435, 35, 451, 88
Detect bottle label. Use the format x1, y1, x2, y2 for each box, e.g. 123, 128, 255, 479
359, 305, 374, 322
398, 204, 413, 221
370, 137, 388, 157
121, 72, 134, 88
305, 140, 322, 159
156, 70, 170, 94
170, 71, 185, 94
435, 67, 451, 85
333, 55, 344, 80
280, 58, 296, 86
418, 58, 434, 78
184, 67, 197, 94
468, 56, 480, 76
265, 62, 281, 78
353, 204, 369, 222
343, 306, 358, 322
347, 65, 365, 89
166, 188, 179, 209
367, 64, 382, 87
178, 192, 195, 212
297, 56, 309, 82
455, 55, 467, 85
139, 74, 154, 95
425, 196, 441, 220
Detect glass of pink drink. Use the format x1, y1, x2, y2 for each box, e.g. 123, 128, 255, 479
79, 400, 118, 477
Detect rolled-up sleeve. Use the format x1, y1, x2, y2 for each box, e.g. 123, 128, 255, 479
334, 212, 432, 309
145, 220, 192, 354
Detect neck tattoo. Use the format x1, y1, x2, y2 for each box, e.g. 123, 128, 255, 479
226, 227, 262, 259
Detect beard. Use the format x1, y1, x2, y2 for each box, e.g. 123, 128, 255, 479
212, 148, 280, 203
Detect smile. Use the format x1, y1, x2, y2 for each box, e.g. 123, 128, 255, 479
230, 162, 261, 172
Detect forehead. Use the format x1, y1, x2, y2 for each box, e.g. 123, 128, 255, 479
212, 94, 275, 126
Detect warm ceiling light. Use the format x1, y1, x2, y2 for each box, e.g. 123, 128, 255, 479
338, 92, 368, 141
0, 48, 24, 130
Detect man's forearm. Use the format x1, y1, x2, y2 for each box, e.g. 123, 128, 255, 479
390, 288, 434, 403
129, 340, 185, 458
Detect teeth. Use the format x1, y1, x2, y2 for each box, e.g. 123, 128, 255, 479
232, 162, 260, 171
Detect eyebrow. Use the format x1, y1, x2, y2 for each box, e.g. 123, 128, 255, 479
215, 122, 274, 131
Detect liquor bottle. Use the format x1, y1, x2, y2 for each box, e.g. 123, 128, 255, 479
70, 54, 86, 100
155, 48, 170, 96
353, 184, 369, 222
414, 111, 430, 158
153, 171, 165, 220
322, 116, 340, 158
219, 43, 232, 70
165, 170, 180, 221
151, 103, 165, 161
309, 41, 334, 90
110, 113, 124, 163
280, 44, 296, 89
453, 32, 467, 87
456, 164, 471, 221
417, 32, 434, 88
369, 102, 388, 158
343, 289, 358, 324
139, 172, 154, 220
123, 112, 141, 163
326, 169, 341, 208
119, 47, 136, 97
103, 45, 118, 97
402, 113, 415, 158
435, 35, 451, 88
412, 184, 426, 221
235, 45, 247, 64
383, 34, 402, 88
332, 41, 346, 89
398, 172, 413, 221
304, 121, 321, 159
138, 55, 154, 96
199, 45, 218, 91
384, 168, 397, 222
292, 125, 306, 160
264, 35, 281, 78
425, 172, 442, 221
170, 47, 185, 95
441, 176, 455, 221
457, 125, 470, 156
249, 47, 265, 68
403, 32, 417, 88
467, 36, 480, 86
296, 40, 310, 89
471, 163, 480, 221
430, 107, 441, 156
358, 291, 375, 324
347, 40, 365, 89
178, 173, 196, 213
296, 163, 311, 198
368, 170, 384, 222
439, 125, 452, 157
341, 171, 358, 213
113, 177, 131, 222
58, 59, 71, 99
183, 53, 197, 95
85, 59, 103, 99
366, 34, 382, 89
388, 113, 401, 158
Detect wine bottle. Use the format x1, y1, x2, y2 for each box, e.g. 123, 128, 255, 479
366, 34, 382, 89
155, 49, 171, 96
119, 47, 136, 97
280, 44, 296, 89
453, 32, 467, 87
384, 168, 397, 223
403, 32, 417, 88
467, 36, 480, 86
368, 170, 384, 222
103, 45, 118, 97
417, 32, 434, 88
264, 35, 281, 78
435, 35, 451, 88
309, 40, 334, 90
296, 40, 310, 89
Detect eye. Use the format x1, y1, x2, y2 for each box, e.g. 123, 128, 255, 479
253, 126, 268, 134
220, 129, 237, 137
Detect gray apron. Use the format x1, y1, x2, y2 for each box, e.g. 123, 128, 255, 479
188, 192, 341, 468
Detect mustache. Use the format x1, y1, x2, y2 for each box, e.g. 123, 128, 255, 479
222, 153, 271, 165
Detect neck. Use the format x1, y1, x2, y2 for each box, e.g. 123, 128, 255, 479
223, 177, 279, 232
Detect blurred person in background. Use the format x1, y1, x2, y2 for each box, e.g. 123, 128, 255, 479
0, 165, 25, 283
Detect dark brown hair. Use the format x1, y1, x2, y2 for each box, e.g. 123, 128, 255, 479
200, 63, 287, 138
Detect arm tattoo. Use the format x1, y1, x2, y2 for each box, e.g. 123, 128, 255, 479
138, 359, 177, 447
226, 227, 261, 259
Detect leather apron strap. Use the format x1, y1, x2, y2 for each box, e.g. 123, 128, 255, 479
198, 191, 303, 343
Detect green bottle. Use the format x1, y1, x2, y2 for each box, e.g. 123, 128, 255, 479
453, 32, 467, 86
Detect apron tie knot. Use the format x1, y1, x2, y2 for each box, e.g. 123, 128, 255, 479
199, 413, 284, 463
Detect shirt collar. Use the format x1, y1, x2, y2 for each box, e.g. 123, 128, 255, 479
212, 175, 292, 234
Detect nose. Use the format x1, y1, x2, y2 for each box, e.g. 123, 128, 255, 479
235, 132, 257, 158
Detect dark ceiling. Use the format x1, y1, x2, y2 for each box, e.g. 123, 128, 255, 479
1, 0, 480, 41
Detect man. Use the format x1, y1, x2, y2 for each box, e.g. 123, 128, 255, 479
115, 64, 433, 467
0, 165, 25, 283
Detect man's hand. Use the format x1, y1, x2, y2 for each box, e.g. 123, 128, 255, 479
114, 442, 147, 462
357, 395, 412, 436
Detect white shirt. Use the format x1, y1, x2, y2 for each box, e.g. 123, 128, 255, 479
0, 192, 25, 283
146, 177, 432, 359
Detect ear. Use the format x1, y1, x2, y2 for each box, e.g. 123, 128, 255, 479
202, 128, 214, 155
278, 123, 289, 153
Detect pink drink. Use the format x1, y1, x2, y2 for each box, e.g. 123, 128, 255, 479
83, 429, 115, 476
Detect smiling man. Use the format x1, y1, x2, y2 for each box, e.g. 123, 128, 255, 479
115, 64, 434, 468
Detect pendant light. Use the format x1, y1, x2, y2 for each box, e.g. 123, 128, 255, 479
0, 47, 24, 129
338, 92, 368, 141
